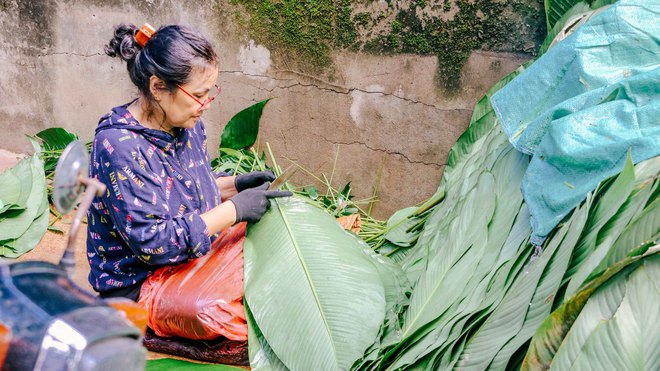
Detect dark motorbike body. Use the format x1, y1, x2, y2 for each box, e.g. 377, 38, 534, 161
0, 261, 145, 371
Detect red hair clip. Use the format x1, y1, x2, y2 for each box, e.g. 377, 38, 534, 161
135, 23, 156, 47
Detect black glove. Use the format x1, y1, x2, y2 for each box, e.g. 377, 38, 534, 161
235, 171, 276, 192
229, 183, 293, 223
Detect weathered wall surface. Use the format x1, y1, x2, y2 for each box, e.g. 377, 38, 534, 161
0, 0, 542, 218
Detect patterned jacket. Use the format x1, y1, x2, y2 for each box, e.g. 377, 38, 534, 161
87, 102, 223, 293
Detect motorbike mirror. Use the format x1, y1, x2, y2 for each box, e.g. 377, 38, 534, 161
52, 141, 106, 276
53, 140, 88, 214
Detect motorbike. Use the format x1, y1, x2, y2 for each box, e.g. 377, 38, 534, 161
0, 141, 146, 370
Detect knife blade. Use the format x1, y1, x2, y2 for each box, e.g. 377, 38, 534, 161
269, 165, 298, 190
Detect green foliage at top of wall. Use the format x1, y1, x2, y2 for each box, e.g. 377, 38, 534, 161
229, 0, 545, 92
230, 0, 356, 72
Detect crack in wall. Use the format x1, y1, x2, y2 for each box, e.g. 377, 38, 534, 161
221, 69, 470, 112
320, 135, 445, 167
38, 51, 105, 58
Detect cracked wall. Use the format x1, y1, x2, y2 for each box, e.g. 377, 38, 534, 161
0, 0, 534, 218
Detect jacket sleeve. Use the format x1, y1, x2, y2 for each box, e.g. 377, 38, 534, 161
96, 156, 211, 266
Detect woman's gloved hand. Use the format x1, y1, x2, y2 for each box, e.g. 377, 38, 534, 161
234, 171, 276, 192
229, 183, 292, 223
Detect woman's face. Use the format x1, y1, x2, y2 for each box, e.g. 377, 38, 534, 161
160, 66, 219, 131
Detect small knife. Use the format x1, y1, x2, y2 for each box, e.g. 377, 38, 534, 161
269, 165, 298, 190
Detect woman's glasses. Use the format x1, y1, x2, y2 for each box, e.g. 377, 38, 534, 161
177, 84, 221, 111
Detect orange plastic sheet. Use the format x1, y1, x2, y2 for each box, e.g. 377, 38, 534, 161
0, 322, 10, 368
106, 298, 149, 335
139, 223, 248, 341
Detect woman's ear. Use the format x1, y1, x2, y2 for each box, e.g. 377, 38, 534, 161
149, 76, 167, 101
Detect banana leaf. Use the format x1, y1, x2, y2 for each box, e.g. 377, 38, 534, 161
146, 358, 243, 370
543, 0, 618, 39
244, 197, 388, 371
0, 139, 48, 257
0, 197, 49, 258
373, 142, 530, 369
0, 150, 47, 254
246, 302, 288, 371
564, 256, 659, 371
563, 153, 636, 296
566, 156, 658, 296
522, 250, 659, 370
220, 99, 270, 149
34, 127, 80, 175
35, 127, 79, 151
351, 64, 532, 370
0, 177, 24, 215
544, 0, 583, 30
382, 207, 421, 248
459, 195, 591, 370
0, 156, 33, 217
589, 157, 660, 278
595, 195, 659, 275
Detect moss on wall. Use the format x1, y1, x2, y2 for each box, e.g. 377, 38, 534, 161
229, 0, 545, 92
229, 0, 356, 72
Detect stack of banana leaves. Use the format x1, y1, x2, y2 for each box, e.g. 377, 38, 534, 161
0, 140, 49, 258
241, 0, 658, 369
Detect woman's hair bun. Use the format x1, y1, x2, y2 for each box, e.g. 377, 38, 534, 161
105, 24, 140, 62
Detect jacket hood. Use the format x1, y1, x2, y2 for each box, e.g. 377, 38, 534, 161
96, 101, 188, 151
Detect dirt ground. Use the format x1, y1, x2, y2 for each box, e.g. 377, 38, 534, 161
16, 215, 93, 291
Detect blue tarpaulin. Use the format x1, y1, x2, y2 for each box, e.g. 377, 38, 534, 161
491, 0, 660, 245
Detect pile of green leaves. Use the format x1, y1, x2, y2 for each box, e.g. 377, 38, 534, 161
524, 249, 659, 370
239, 1, 658, 369
0, 141, 49, 258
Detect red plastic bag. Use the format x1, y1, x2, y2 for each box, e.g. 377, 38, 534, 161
138, 223, 248, 341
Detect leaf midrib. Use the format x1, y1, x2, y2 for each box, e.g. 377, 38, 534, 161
274, 198, 339, 365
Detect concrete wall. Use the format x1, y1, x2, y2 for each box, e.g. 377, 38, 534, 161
0, 0, 535, 218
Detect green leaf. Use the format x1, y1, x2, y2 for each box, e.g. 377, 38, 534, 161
0, 156, 32, 209
598, 196, 659, 272
47, 225, 64, 233
34, 128, 81, 176
246, 302, 289, 371
522, 249, 658, 370
146, 358, 244, 370
539, 1, 591, 54
456, 198, 585, 370
0, 196, 49, 258
244, 197, 386, 370
486, 196, 591, 369
220, 99, 270, 149
549, 266, 627, 370
35, 127, 79, 151
403, 172, 496, 336
0, 153, 45, 244
382, 207, 420, 248
564, 152, 636, 297
0, 168, 24, 213
567, 256, 659, 371
342, 184, 354, 200
544, 0, 582, 30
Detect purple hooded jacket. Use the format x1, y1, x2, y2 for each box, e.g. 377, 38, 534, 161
87, 102, 224, 294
